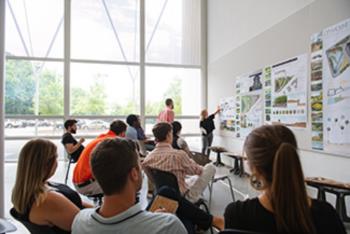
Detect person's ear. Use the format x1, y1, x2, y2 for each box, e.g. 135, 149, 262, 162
121, 132, 126, 137
130, 167, 140, 182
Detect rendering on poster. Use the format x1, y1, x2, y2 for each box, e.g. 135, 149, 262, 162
238, 70, 264, 137
323, 18, 350, 146
219, 97, 236, 131
270, 54, 308, 128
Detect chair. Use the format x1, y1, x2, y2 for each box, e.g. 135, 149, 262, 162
208, 175, 235, 208
10, 208, 57, 234
147, 168, 212, 233
64, 154, 75, 185
219, 229, 265, 234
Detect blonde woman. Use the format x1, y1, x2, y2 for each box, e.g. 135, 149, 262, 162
11, 139, 92, 233
200, 107, 220, 156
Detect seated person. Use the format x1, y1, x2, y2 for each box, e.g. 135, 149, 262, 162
72, 138, 187, 234
73, 120, 127, 196
126, 114, 155, 154
11, 139, 92, 233
61, 119, 85, 162
142, 122, 216, 203
224, 125, 346, 234
171, 121, 191, 157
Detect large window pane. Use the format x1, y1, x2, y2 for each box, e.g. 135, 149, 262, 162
71, 0, 140, 62
146, 0, 201, 65
5, 118, 64, 137
5, 0, 63, 58
145, 66, 200, 115
5, 60, 64, 116
70, 63, 140, 115
73, 118, 118, 137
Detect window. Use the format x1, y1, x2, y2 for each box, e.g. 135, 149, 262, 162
70, 63, 140, 115
5, 0, 63, 58
145, 66, 201, 115
5, 60, 64, 116
71, 0, 140, 62
145, 0, 201, 65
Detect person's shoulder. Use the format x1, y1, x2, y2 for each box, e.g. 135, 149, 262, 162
311, 199, 339, 215
225, 198, 259, 217
72, 208, 95, 232
142, 211, 185, 233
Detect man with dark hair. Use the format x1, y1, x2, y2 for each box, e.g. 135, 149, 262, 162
125, 114, 139, 140
72, 138, 186, 234
73, 120, 127, 196
61, 119, 85, 162
142, 122, 216, 203
157, 98, 175, 123
126, 114, 155, 154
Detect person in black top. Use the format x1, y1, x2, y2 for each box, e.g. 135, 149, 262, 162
172, 121, 192, 157
11, 139, 93, 233
62, 119, 85, 162
199, 107, 220, 156
224, 125, 346, 234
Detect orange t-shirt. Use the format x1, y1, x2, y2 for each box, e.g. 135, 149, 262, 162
73, 130, 116, 184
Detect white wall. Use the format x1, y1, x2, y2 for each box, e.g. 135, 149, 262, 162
208, 0, 314, 63
208, 0, 350, 182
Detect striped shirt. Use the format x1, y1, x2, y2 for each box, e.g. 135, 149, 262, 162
157, 107, 175, 123
142, 143, 203, 194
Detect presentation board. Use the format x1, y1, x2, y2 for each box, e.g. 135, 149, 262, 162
237, 70, 264, 138
218, 18, 350, 157
310, 18, 350, 156
219, 96, 237, 132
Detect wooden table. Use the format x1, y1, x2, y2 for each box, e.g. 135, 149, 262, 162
224, 152, 247, 177
208, 146, 227, 167
306, 177, 350, 222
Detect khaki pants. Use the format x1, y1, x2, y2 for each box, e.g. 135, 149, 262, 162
185, 163, 216, 203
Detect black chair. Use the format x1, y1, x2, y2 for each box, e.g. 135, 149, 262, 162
219, 229, 265, 234
10, 208, 59, 234
147, 168, 212, 233
64, 155, 75, 185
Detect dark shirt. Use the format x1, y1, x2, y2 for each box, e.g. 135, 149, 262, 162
136, 127, 146, 140
61, 132, 84, 162
224, 198, 346, 234
172, 134, 181, 150
14, 182, 84, 234
200, 114, 215, 136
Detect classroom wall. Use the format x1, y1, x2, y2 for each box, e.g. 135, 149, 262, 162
207, 0, 350, 181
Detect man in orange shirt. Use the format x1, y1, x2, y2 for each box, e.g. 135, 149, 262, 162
73, 120, 127, 196
157, 98, 175, 123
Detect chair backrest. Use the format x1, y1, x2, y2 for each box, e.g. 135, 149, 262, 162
218, 229, 265, 234
148, 168, 181, 194
10, 208, 58, 234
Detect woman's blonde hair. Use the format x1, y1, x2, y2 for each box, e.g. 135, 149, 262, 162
12, 139, 57, 214
200, 109, 207, 121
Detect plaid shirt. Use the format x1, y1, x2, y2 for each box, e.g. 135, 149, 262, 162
142, 143, 203, 194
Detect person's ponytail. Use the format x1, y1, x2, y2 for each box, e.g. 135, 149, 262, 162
271, 143, 316, 234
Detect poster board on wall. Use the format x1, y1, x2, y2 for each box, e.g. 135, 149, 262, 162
310, 18, 350, 157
